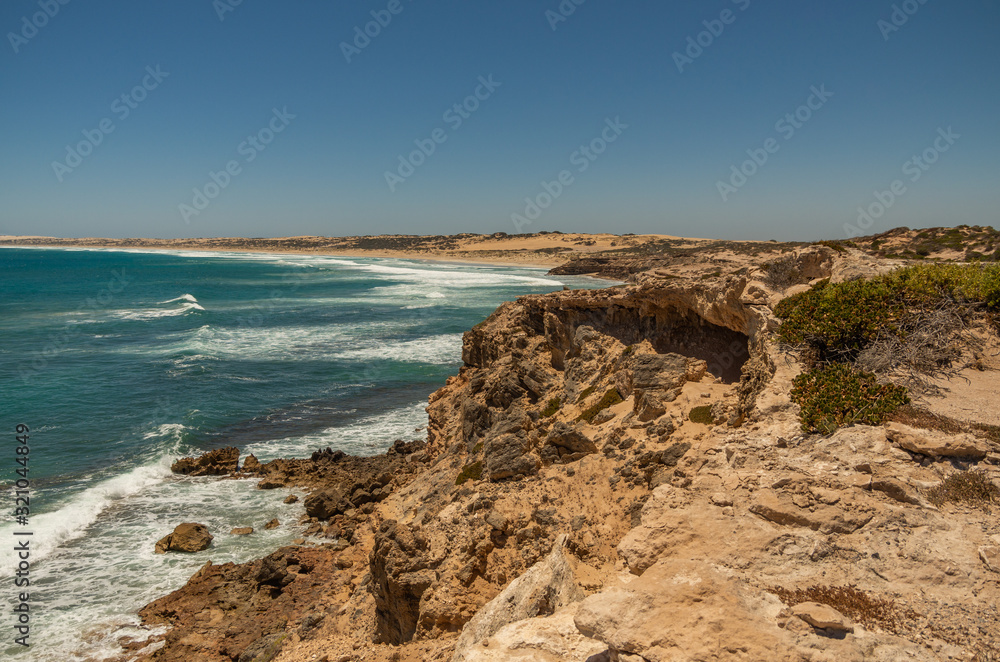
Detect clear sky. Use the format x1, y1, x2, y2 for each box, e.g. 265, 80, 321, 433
1, 0, 997, 241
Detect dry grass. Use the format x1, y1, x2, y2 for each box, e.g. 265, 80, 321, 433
889, 405, 1000, 446
771, 584, 916, 634
926, 470, 999, 508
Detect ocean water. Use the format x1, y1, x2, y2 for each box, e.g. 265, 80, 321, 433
0, 247, 604, 661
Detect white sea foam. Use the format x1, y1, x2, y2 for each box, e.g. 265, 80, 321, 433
244, 401, 428, 461
157, 293, 199, 304
331, 333, 463, 366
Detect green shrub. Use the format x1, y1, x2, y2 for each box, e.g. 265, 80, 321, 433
688, 405, 714, 425
541, 397, 561, 417
455, 461, 483, 486
577, 389, 623, 423
577, 385, 597, 403
775, 264, 1000, 362
791, 364, 909, 433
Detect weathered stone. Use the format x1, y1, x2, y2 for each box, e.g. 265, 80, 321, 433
885, 422, 988, 459
630, 353, 689, 391
750, 491, 872, 534
791, 602, 854, 632
543, 423, 598, 464
304, 490, 348, 521
171, 447, 240, 477
456, 607, 605, 662
264, 519, 280, 530
241, 454, 261, 472
980, 545, 1000, 573
283, 494, 298, 504
633, 390, 666, 422
574, 559, 797, 662
230, 527, 254, 536
155, 523, 213, 554
871, 477, 919, 504
485, 433, 538, 481
452, 536, 584, 661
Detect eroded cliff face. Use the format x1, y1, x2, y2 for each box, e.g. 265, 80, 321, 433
133, 245, 1000, 662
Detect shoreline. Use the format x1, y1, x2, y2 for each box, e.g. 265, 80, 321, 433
0, 241, 628, 283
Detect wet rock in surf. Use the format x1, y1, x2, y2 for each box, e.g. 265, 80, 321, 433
171, 447, 240, 476
155, 523, 213, 554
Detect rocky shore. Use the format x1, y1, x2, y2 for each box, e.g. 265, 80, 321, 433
125, 228, 999, 662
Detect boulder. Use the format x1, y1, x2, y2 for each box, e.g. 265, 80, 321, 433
457, 607, 606, 662
633, 390, 666, 422
155, 523, 213, 554
230, 527, 254, 536
885, 422, 988, 459
304, 490, 348, 521
264, 519, 280, 530
791, 602, 854, 632
171, 447, 240, 476
542, 423, 597, 464
451, 535, 585, 661
485, 433, 538, 481
630, 353, 689, 392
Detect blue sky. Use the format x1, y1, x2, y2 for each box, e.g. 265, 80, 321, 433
1, 0, 997, 240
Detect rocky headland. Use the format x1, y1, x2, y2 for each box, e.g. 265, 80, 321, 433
121, 227, 999, 662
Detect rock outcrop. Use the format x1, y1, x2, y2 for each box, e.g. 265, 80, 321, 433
171, 447, 240, 476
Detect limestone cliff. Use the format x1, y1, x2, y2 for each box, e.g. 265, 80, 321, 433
132, 242, 1000, 662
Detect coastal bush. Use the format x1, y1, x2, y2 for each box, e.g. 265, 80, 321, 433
541, 397, 561, 417
775, 263, 1000, 364
790, 364, 908, 434
688, 405, 714, 425
455, 461, 483, 486
577, 389, 623, 424
927, 470, 998, 508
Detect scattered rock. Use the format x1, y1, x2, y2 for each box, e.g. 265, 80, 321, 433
791, 602, 854, 633
283, 494, 299, 504
980, 546, 1000, 573
264, 519, 280, 530
155, 523, 213, 554
230, 527, 254, 536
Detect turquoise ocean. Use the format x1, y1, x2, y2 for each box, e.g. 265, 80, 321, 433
0, 247, 603, 660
